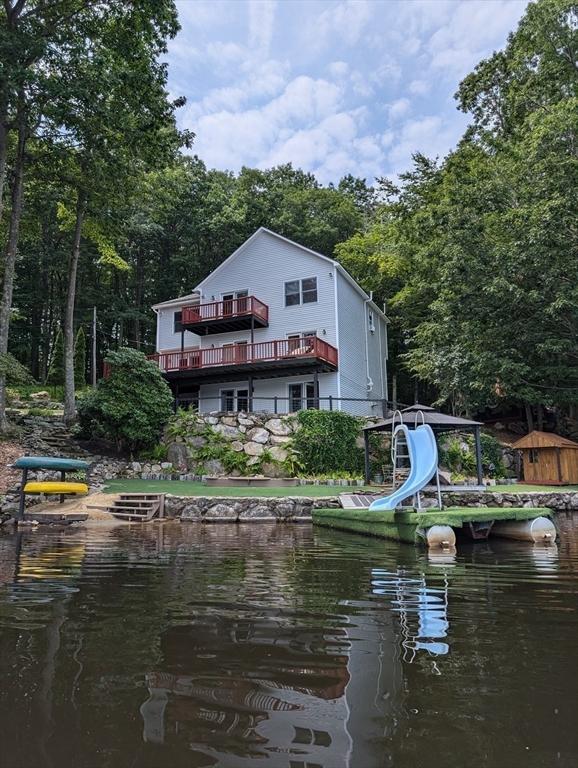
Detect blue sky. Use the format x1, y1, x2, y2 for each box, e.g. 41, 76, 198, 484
167, 0, 529, 184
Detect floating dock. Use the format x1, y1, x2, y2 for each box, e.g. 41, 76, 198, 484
312, 506, 556, 548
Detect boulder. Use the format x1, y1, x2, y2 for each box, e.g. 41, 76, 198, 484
270, 435, 292, 445
244, 442, 264, 456
247, 427, 269, 444
264, 418, 293, 436
260, 462, 286, 478
204, 459, 225, 475
204, 503, 237, 520
214, 423, 241, 440
221, 416, 239, 426
247, 456, 261, 466
231, 441, 245, 452
186, 435, 207, 449
269, 445, 288, 462
238, 416, 255, 427
30, 391, 50, 401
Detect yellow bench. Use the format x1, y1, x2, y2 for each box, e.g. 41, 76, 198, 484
23, 481, 89, 496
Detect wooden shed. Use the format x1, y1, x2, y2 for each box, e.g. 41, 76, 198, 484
513, 430, 578, 485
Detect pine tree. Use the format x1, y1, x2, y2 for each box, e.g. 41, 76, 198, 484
47, 328, 64, 385
74, 326, 87, 387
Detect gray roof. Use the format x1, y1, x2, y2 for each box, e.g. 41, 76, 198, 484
363, 404, 482, 432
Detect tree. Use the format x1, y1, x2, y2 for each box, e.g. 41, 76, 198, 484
46, 328, 64, 386
77, 347, 173, 453
74, 326, 86, 386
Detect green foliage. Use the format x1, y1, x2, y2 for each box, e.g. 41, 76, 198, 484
26, 407, 60, 417
77, 347, 173, 453
293, 410, 363, 474
74, 327, 87, 386
139, 443, 169, 462
46, 329, 64, 386
13, 385, 65, 403
0, 353, 36, 386
439, 432, 506, 478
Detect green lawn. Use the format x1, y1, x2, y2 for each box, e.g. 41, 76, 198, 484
490, 483, 578, 493
102, 478, 578, 498
103, 478, 372, 497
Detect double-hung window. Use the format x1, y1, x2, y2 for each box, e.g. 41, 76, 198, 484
174, 311, 183, 333
284, 277, 317, 307
220, 388, 250, 412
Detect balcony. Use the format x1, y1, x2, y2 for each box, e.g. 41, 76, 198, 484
181, 296, 269, 335
149, 337, 338, 384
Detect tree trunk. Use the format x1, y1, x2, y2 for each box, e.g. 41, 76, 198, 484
0, 109, 27, 432
524, 403, 534, 434
63, 189, 87, 426
0, 101, 8, 227
536, 403, 544, 431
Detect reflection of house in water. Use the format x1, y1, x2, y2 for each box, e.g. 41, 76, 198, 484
141, 612, 354, 767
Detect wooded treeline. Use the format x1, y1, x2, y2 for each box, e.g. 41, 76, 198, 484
0, 0, 576, 431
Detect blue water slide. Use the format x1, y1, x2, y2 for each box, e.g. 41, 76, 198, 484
368, 424, 439, 511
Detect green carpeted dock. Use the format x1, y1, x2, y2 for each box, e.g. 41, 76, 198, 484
313, 506, 553, 545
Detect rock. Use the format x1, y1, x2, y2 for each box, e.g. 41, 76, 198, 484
221, 416, 238, 426
247, 456, 261, 466
161, 462, 172, 470
231, 441, 245, 452
131, 461, 142, 472
151, 464, 162, 472
30, 391, 50, 401
204, 459, 225, 476
238, 416, 255, 427
205, 416, 219, 425
270, 435, 291, 445
186, 435, 207, 449
214, 424, 240, 440
264, 418, 293, 436
247, 427, 269, 444
244, 442, 264, 456
204, 503, 237, 520
238, 504, 276, 520
260, 462, 286, 478
269, 445, 288, 462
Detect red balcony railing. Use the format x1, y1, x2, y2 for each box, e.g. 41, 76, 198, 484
148, 337, 338, 373
182, 296, 268, 326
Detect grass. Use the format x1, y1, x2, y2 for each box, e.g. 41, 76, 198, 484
103, 478, 373, 497
490, 483, 578, 493
103, 478, 578, 498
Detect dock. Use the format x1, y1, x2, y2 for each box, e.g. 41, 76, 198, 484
312, 506, 556, 548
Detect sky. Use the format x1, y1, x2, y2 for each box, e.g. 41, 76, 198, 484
166, 0, 529, 184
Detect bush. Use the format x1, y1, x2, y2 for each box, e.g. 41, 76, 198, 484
293, 410, 363, 475
0, 352, 36, 386
77, 347, 173, 453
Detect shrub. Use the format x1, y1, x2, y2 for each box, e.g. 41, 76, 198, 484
293, 410, 363, 475
0, 352, 36, 386
77, 347, 173, 453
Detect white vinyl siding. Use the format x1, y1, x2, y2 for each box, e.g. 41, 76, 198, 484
156, 307, 199, 352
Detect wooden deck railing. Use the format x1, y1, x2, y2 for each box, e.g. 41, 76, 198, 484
182, 296, 269, 325
148, 337, 338, 372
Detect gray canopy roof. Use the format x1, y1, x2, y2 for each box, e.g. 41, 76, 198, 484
363, 403, 482, 433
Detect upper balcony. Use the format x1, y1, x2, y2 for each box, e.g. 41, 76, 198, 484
181, 296, 269, 335
148, 337, 338, 383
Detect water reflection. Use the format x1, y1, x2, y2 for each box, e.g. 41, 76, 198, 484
0, 517, 577, 768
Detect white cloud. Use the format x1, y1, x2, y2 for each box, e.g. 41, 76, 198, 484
248, 0, 277, 55
316, 0, 374, 47
388, 98, 411, 121
328, 61, 350, 78
409, 79, 429, 96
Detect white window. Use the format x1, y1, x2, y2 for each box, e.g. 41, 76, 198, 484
368, 310, 375, 333
220, 388, 250, 412
284, 277, 317, 307
288, 382, 317, 412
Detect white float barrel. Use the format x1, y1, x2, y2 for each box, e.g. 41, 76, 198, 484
425, 525, 456, 549
492, 516, 556, 543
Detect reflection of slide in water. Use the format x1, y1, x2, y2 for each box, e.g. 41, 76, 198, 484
371, 569, 449, 661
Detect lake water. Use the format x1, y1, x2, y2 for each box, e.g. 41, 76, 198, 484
1, 516, 577, 768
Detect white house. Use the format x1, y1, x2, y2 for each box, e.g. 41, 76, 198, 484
151, 228, 388, 416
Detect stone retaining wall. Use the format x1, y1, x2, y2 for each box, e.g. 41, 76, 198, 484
166, 495, 341, 522
168, 490, 578, 523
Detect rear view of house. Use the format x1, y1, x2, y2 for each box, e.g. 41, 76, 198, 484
151, 228, 388, 416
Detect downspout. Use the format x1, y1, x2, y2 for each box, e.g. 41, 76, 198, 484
364, 292, 373, 393
383, 301, 389, 404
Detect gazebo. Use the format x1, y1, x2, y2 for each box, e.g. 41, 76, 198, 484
362, 403, 484, 486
